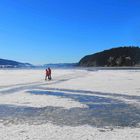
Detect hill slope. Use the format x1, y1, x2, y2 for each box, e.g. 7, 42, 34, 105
0, 58, 32, 68
79, 47, 140, 67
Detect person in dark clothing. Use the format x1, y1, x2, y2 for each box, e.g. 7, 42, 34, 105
48, 67, 52, 80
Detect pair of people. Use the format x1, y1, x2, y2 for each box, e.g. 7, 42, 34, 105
45, 67, 52, 80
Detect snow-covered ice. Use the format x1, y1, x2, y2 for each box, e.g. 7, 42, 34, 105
0, 68, 140, 140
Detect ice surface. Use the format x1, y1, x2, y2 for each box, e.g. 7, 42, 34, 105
0, 68, 140, 140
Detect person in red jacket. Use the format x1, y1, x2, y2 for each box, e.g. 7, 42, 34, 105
48, 67, 52, 80
45, 69, 49, 80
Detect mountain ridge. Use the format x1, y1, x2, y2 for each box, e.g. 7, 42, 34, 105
79, 46, 140, 67
0, 58, 33, 68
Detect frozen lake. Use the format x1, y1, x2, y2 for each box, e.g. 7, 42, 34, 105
0, 68, 140, 140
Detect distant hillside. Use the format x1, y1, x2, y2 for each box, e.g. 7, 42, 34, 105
79, 47, 140, 67
0, 58, 32, 68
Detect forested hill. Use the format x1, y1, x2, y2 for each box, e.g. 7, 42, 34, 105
79, 47, 140, 67
0, 58, 32, 68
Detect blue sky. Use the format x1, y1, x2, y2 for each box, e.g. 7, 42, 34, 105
0, 0, 140, 64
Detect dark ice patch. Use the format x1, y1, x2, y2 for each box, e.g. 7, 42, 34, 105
0, 90, 140, 128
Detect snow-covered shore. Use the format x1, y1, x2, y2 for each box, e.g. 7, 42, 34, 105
0, 68, 140, 140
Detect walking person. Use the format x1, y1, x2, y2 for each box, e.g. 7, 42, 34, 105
45, 69, 49, 81
48, 67, 52, 80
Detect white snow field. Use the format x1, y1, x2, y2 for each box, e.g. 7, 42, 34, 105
0, 68, 140, 140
